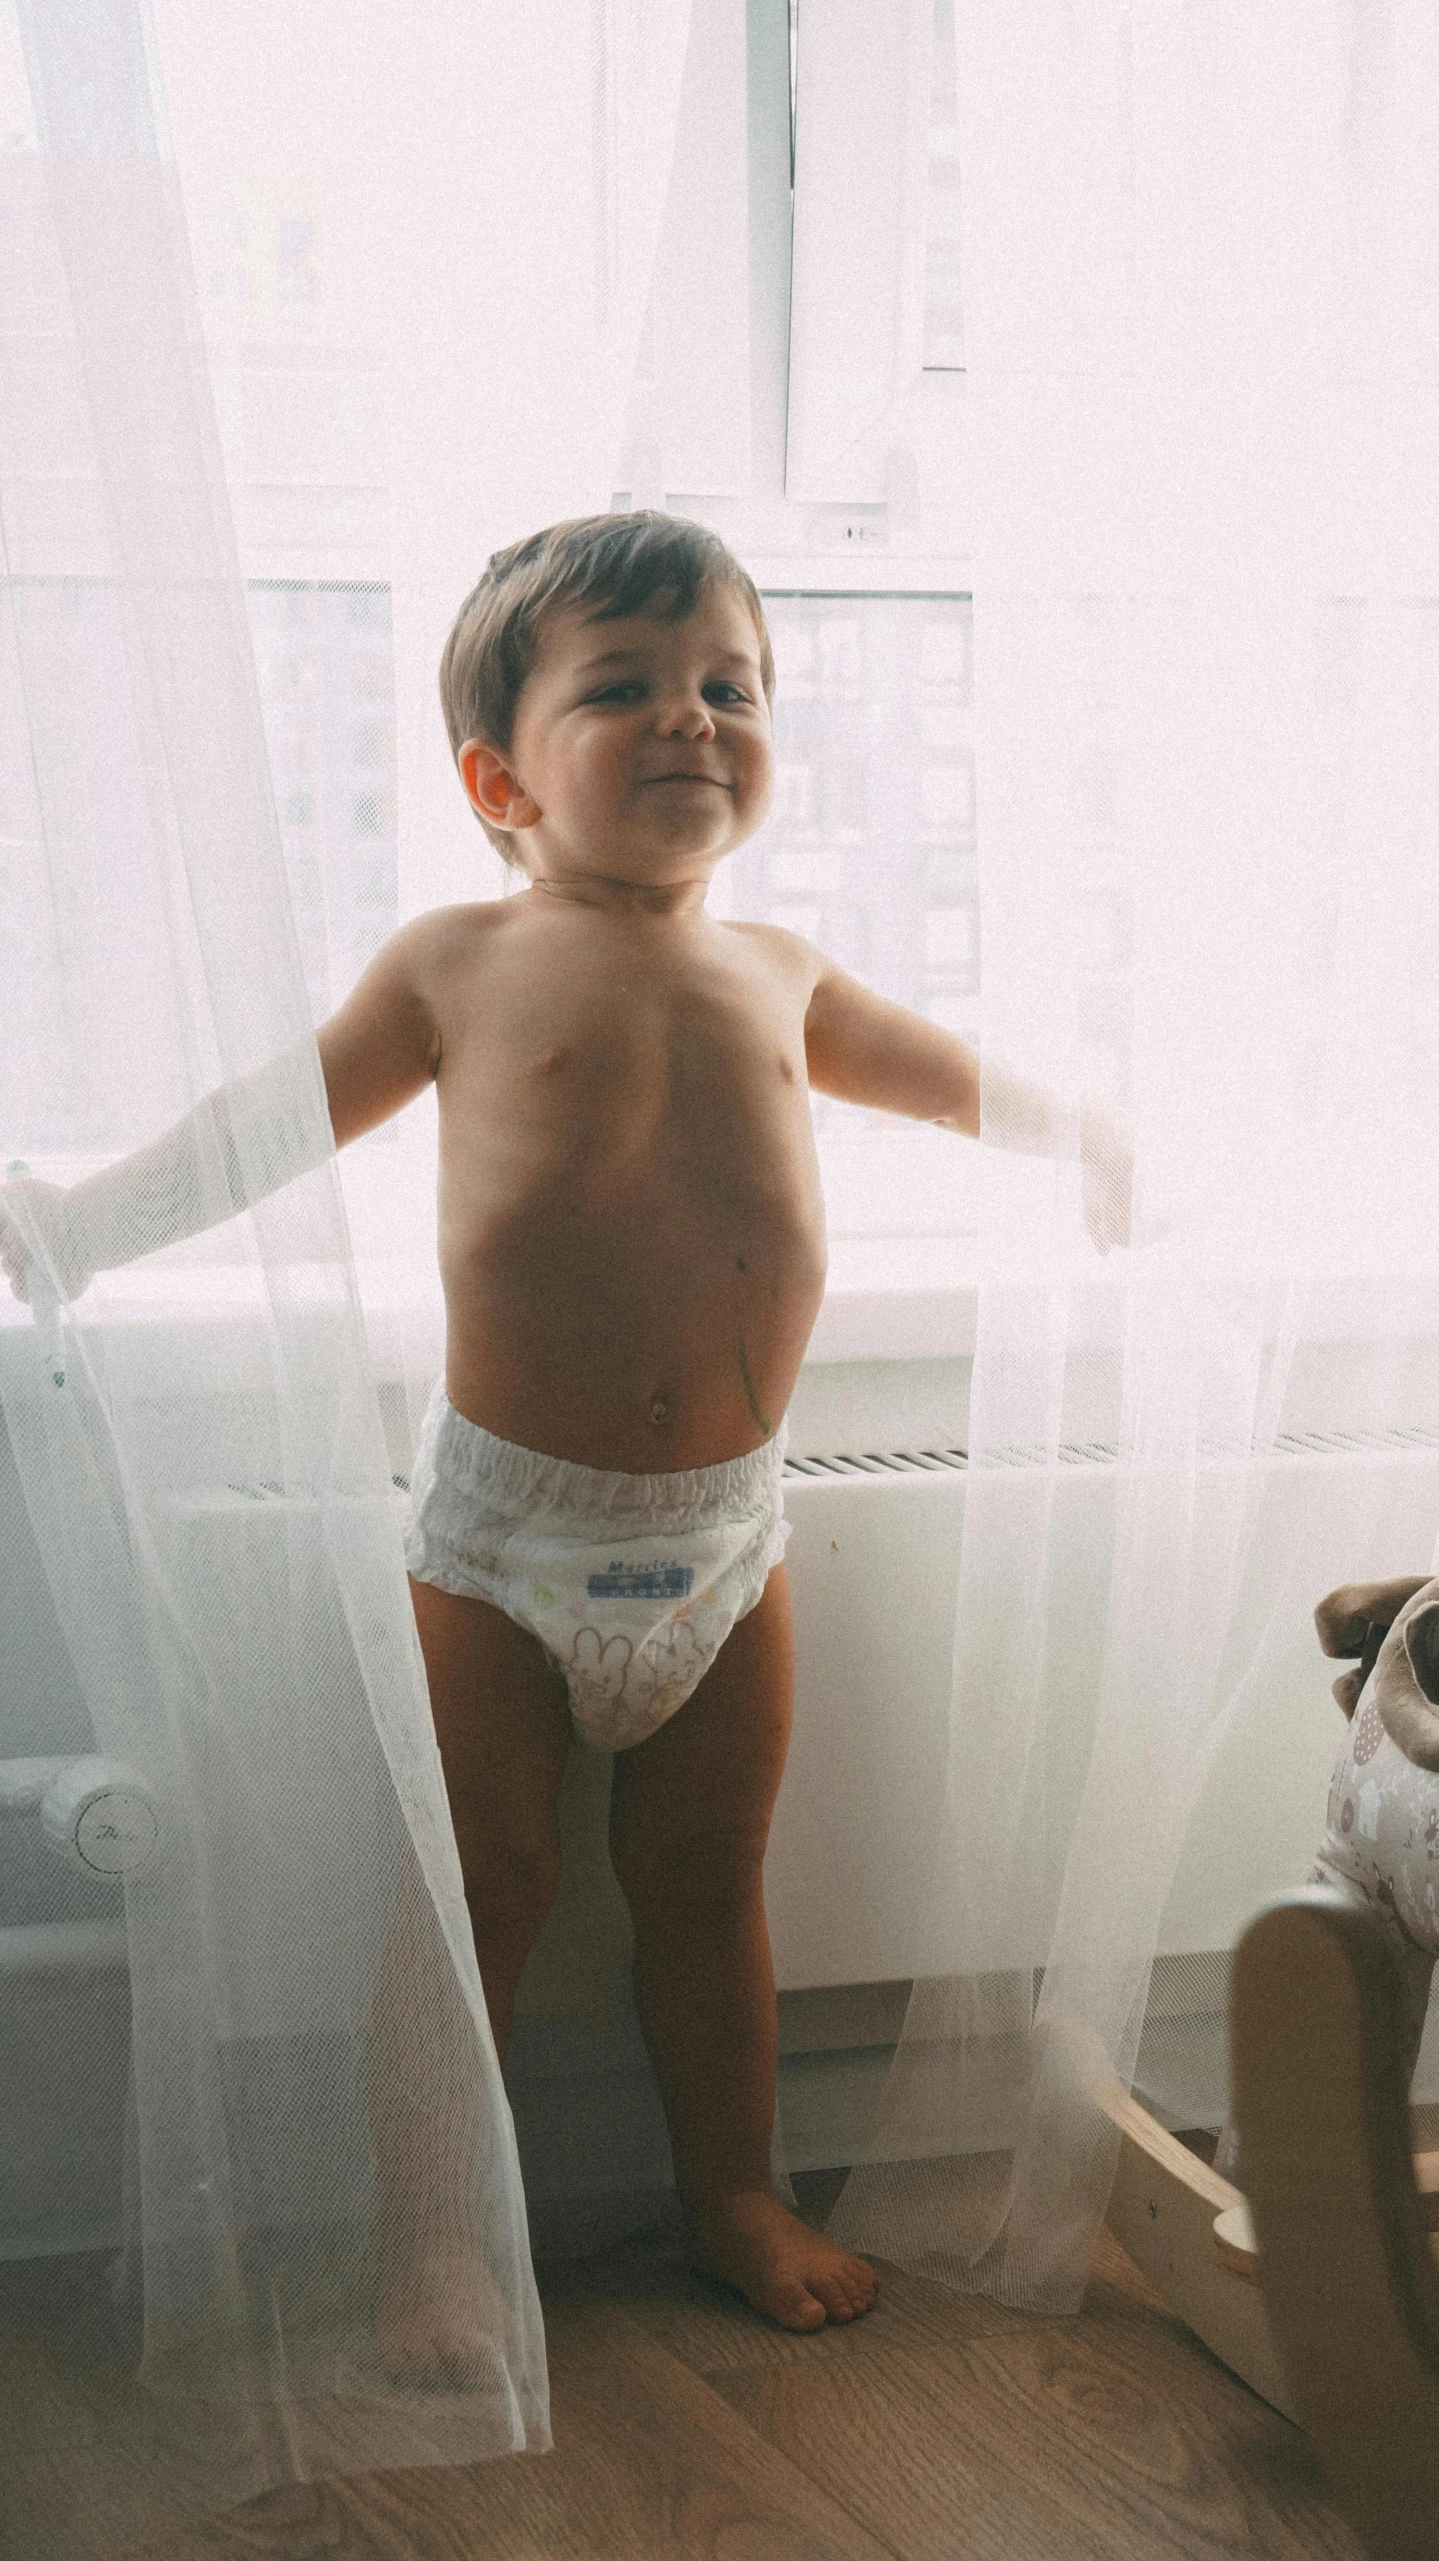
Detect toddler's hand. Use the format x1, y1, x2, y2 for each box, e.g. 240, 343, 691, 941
0, 1178, 92, 1305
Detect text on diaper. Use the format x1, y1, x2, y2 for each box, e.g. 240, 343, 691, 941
587, 1562, 695, 1601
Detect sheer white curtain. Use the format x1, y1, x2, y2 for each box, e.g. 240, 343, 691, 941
367, 0, 695, 1452
0, 0, 689, 2540
785, 0, 933, 504
379, 0, 695, 947
821, 0, 1439, 2309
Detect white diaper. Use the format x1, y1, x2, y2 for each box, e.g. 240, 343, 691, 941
403, 1386, 790, 1751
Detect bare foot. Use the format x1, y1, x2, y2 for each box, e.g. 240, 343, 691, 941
378, 2239, 511, 2389
684, 2189, 880, 2331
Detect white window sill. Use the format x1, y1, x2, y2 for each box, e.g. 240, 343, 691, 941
5, 1242, 1439, 1383
0, 1238, 983, 1372
0, 1244, 972, 1382
807, 1237, 981, 1361
342, 1240, 987, 1375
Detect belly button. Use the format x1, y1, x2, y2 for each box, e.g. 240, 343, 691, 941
649, 1393, 670, 1427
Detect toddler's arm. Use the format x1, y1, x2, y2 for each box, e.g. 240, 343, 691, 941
803, 961, 1132, 1252
0, 1047, 328, 1304
0, 923, 441, 1304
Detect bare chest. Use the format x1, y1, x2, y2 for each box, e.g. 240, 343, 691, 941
436, 954, 814, 1188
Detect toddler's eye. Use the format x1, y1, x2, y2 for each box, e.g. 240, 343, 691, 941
705, 682, 750, 705
589, 681, 645, 704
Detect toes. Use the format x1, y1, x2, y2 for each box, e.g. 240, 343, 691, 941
686, 2207, 879, 2335
851, 2259, 880, 2309
776, 2282, 828, 2331
817, 2257, 878, 2322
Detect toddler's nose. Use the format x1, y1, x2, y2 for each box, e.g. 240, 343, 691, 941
658, 692, 715, 738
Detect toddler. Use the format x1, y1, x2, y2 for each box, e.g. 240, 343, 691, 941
1, 513, 1131, 2369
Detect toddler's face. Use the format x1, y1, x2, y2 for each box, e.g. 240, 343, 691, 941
461, 581, 773, 884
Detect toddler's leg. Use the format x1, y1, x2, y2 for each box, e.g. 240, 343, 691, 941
407, 1575, 573, 2059
607, 1565, 879, 2331
371, 1577, 571, 2384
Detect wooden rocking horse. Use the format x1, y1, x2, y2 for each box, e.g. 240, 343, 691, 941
1101, 1574, 1439, 2553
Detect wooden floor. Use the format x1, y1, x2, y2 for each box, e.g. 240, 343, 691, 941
1, 2164, 1366, 2561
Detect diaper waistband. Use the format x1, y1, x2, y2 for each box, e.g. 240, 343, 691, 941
415, 1386, 787, 1530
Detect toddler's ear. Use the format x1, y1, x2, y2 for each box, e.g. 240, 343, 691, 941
457, 739, 540, 832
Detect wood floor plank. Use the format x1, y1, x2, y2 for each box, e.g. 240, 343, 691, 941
132, 2486, 356, 2561
123, 2290, 902, 2561
604, 2224, 1365, 2561
1085, 2230, 1362, 2551
550, 2223, 1038, 2377
0, 2258, 280, 2561
534, 2296, 902, 2557
689, 2271, 1160, 2560
3, 2213, 1369, 2561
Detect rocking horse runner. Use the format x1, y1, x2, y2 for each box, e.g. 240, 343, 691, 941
1104, 1572, 1439, 2420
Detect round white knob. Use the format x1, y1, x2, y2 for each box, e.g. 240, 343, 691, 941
40, 1758, 159, 1879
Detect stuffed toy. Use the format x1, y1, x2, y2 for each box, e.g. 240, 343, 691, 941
1214, 1571, 1439, 2184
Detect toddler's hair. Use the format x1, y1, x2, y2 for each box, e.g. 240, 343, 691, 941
439, 511, 775, 860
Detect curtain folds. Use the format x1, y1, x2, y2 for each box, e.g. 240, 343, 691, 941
821, 0, 1439, 2311
9, 0, 1439, 2529
0, 0, 691, 2539
1, 0, 551, 2514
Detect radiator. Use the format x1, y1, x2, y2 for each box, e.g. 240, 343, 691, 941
770, 1424, 1439, 1992
740, 1424, 1439, 2187
9, 1422, 1439, 2254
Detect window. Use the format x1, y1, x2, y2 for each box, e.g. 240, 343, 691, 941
247, 582, 397, 1045
734, 595, 975, 1046
721, 592, 978, 1238
75, 0, 980, 1262
666, 0, 978, 1239
923, 0, 964, 373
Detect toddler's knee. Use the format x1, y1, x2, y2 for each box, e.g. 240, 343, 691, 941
612, 1821, 769, 1921
461, 1836, 562, 1939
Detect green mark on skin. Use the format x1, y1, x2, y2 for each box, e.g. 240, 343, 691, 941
737, 1328, 773, 1440
735, 1255, 747, 1272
